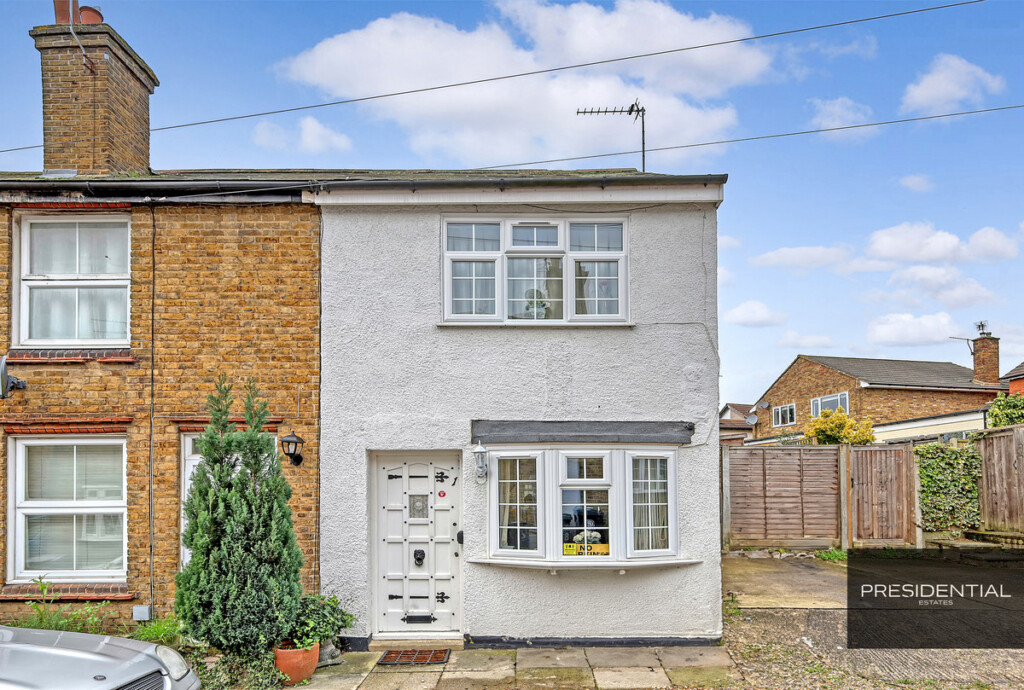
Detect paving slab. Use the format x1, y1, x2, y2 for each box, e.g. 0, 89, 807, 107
584, 647, 660, 668
326, 652, 382, 676
516, 667, 596, 689
437, 669, 517, 689
664, 666, 734, 687
358, 671, 442, 689
656, 646, 733, 668
307, 670, 367, 690
593, 666, 671, 689
446, 649, 515, 672
371, 661, 448, 673
517, 647, 589, 668
722, 555, 846, 608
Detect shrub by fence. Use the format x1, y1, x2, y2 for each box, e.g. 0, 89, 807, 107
914, 442, 980, 534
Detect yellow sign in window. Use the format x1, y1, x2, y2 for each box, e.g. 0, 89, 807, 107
563, 543, 610, 556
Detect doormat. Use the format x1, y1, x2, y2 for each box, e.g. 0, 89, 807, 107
378, 649, 451, 665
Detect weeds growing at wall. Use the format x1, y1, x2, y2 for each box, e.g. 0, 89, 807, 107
2, 578, 112, 634
915, 442, 981, 534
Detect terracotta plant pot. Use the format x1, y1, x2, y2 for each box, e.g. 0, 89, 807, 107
274, 642, 320, 686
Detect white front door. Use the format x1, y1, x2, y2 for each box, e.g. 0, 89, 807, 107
375, 453, 461, 634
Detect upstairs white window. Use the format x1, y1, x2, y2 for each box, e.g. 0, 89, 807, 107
18, 217, 130, 347
443, 219, 627, 324
811, 392, 849, 418
772, 404, 796, 427
487, 447, 677, 564
9, 437, 127, 582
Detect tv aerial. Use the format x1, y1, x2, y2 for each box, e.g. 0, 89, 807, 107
0, 356, 26, 399
577, 99, 647, 172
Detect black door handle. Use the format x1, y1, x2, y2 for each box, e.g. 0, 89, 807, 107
413, 549, 425, 566
457, 530, 464, 545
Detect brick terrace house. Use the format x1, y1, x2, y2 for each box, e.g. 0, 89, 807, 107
749, 332, 1008, 443
0, 12, 321, 622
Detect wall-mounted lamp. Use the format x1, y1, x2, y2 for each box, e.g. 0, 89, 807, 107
280, 432, 305, 466
472, 441, 488, 478
0, 356, 26, 400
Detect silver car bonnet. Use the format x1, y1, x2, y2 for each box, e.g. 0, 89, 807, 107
0, 625, 165, 690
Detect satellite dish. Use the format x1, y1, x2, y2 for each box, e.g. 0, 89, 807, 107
0, 356, 25, 399
756, 401, 769, 409
745, 414, 759, 425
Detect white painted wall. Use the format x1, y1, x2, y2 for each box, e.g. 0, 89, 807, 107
319, 201, 722, 640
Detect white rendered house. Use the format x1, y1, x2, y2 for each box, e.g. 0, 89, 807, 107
311, 171, 725, 647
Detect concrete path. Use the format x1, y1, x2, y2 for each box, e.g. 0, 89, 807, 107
308, 645, 737, 689
722, 556, 847, 608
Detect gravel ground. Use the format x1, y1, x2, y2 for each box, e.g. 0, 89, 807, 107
700, 605, 1024, 690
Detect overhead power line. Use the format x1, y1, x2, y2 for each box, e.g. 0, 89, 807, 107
0, 0, 985, 156
476, 104, 1024, 170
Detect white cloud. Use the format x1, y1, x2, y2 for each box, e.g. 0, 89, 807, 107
867, 221, 1018, 263
723, 300, 786, 327
718, 235, 742, 250
837, 257, 899, 274
812, 35, 878, 60
889, 265, 994, 309
901, 54, 1005, 116
808, 97, 875, 140
899, 174, 932, 193
280, 1, 772, 166
750, 245, 852, 270
866, 312, 965, 346
718, 266, 734, 287
777, 331, 836, 349
252, 116, 352, 155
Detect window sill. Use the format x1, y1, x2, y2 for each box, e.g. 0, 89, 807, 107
6, 348, 137, 364
438, 322, 634, 329
467, 557, 701, 573
0, 582, 134, 601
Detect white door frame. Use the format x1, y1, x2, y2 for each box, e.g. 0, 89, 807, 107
369, 450, 463, 639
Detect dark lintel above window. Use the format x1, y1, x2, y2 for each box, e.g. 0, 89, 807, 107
471, 420, 695, 445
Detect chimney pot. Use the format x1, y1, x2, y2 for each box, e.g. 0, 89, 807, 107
52, 0, 81, 24
79, 6, 103, 23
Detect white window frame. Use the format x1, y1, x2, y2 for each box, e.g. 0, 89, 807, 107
7, 436, 128, 583
441, 217, 629, 325
180, 433, 203, 566
772, 403, 797, 428
14, 215, 131, 348
811, 391, 849, 418
485, 446, 679, 565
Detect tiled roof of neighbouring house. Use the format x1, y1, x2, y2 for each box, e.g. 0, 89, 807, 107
803, 355, 1008, 391
720, 419, 754, 429
1002, 361, 1024, 383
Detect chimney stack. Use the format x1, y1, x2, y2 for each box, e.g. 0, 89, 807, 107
972, 322, 1000, 384
31, 5, 159, 176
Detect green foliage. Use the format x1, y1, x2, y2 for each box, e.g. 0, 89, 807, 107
987, 392, 1024, 428
184, 650, 286, 690
176, 376, 304, 656
2, 578, 112, 634
915, 442, 981, 533
287, 595, 355, 649
803, 407, 875, 445
816, 547, 847, 562
129, 614, 184, 648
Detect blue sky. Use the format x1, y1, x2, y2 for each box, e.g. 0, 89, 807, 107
2, 0, 1022, 405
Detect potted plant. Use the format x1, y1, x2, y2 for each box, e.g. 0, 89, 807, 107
275, 594, 355, 685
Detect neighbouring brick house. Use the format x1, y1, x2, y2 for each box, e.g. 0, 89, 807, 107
719, 403, 754, 446
1002, 361, 1024, 395
0, 11, 321, 623
749, 332, 1008, 443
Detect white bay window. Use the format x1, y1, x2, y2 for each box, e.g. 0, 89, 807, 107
17, 217, 130, 347
9, 437, 127, 582
443, 218, 627, 324
486, 447, 678, 565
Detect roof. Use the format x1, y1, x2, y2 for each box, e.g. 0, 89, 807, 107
720, 419, 754, 430
803, 355, 1007, 391
1002, 361, 1024, 382
719, 403, 753, 419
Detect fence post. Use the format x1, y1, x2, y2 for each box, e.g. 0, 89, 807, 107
911, 445, 924, 548
721, 445, 731, 552
839, 444, 851, 550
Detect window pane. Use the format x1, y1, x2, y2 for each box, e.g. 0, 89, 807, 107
26, 446, 74, 500
29, 287, 76, 340
475, 224, 500, 251
76, 445, 123, 501
29, 223, 77, 274
507, 258, 563, 320
570, 223, 622, 252
575, 261, 618, 315
512, 225, 557, 247
499, 458, 538, 551
632, 458, 669, 551
79, 223, 129, 274
569, 224, 595, 251
447, 223, 473, 251
452, 279, 473, 299
75, 514, 124, 570
596, 224, 623, 251
566, 457, 603, 479
562, 488, 610, 556
451, 261, 495, 316
26, 515, 74, 570
78, 287, 128, 339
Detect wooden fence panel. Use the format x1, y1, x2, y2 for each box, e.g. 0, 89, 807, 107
850, 444, 916, 545
977, 426, 1024, 533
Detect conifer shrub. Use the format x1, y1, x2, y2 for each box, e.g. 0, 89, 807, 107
175, 376, 303, 655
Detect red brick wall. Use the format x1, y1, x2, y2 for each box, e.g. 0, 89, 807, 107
0, 203, 320, 624
1011, 380, 1024, 395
